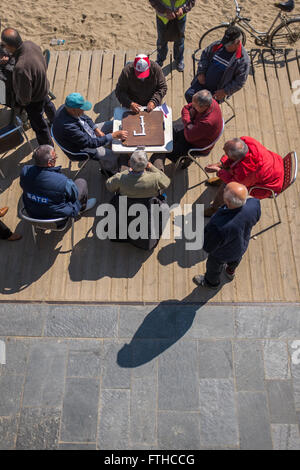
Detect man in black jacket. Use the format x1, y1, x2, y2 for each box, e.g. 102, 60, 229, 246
1, 27, 56, 145
193, 182, 261, 289
115, 54, 167, 114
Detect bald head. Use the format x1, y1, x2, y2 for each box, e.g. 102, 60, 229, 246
224, 138, 248, 161
1, 28, 23, 53
223, 182, 248, 209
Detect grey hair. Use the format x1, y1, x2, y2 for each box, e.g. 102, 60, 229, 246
129, 149, 148, 172
193, 89, 212, 107
33, 145, 54, 167
226, 187, 248, 208
227, 138, 248, 160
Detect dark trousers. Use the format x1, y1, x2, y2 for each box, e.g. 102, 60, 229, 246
151, 128, 207, 171
74, 178, 88, 209
0, 220, 12, 240
205, 255, 242, 287
185, 78, 210, 104
156, 16, 186, 64
25, 96, 56, 146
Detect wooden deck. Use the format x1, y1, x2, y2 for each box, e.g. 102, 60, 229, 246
0, 48, 300, 304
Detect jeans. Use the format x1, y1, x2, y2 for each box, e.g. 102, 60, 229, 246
205, 255, 242, 287
74, 178, 88, 209
156, 15, 186, 64
25, 96, 55, 146
150, 127, 208, 171
185, 77, 208, 103
92, 121, 119, 173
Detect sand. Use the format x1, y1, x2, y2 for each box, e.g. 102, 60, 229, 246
1, 0, 300, 53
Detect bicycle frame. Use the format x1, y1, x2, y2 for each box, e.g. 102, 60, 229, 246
231, 0, 288, 42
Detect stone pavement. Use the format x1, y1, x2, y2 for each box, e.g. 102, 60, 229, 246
1, 302, 300, 450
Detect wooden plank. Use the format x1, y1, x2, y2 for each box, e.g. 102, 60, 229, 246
247, 50, 284, 301
242, 57, 271, 301
262, 50, 299, 302
272, 50, 300, 298
145, 52, 172, 302
110, 51, 131, 302
47, 50, 58, 90
93, 51, 114, 302
64, 51, 93, 302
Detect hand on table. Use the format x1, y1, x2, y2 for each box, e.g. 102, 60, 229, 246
130, 102, 142, 114
112, 130, 128, 141
147, 101, 155, 112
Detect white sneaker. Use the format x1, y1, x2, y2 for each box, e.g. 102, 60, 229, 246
80, 198, 96, 213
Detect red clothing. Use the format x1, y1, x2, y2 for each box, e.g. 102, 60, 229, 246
181, 99, 223, 154
217, 136, 284, 199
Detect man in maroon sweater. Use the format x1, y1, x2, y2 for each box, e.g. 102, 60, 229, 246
151, 89, 223, 171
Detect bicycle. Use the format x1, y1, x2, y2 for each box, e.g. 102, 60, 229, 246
194, 0, 300, 59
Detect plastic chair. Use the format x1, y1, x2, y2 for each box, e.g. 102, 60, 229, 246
19, 206, 75, 250
0, 112, 33, 178
175, 118, 225, 184
50, 126, 91, 179
249, 151, 298, 237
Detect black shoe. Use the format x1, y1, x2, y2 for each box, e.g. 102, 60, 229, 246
180, 157, 193, 169
175, 61, 185, 72
156, 59, 164, 67
275, 0, 294, 12
192, 275, 220, 290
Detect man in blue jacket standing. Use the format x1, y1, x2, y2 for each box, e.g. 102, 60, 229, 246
52, 93, 127, 174
20, 145, 96, 219
193, 182, 261, 289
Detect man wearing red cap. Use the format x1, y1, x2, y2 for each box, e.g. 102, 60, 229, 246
115, 54, 167, 114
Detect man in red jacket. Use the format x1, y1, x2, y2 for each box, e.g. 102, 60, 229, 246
151, 89, 223, 171
204, 136, 284, 217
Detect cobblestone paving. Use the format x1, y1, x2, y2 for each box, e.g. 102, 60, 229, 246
1, 303, 300, 450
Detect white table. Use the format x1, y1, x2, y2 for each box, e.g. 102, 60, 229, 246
112, 106, 173, 153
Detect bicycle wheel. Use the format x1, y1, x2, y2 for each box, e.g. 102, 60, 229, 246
271, 18, 300, 48
199, 23, 247, 50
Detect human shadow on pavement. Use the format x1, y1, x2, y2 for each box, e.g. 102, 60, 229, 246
117, 283, 228, 368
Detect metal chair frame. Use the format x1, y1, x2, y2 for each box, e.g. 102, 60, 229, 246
0, 114, 33, 178
50, 127, 90, 179
174, 118, 225, 184
19, 207, 75, 250
250, 150, 298, 237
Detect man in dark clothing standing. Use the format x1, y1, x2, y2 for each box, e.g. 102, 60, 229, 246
149, 0, 195, 72
115, 54, 167, 114
193, 182, 261, 289
1, 28, 56, 146
185, 26, 250, 103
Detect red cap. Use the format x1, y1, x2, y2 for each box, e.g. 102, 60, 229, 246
134, 54, 150, 79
